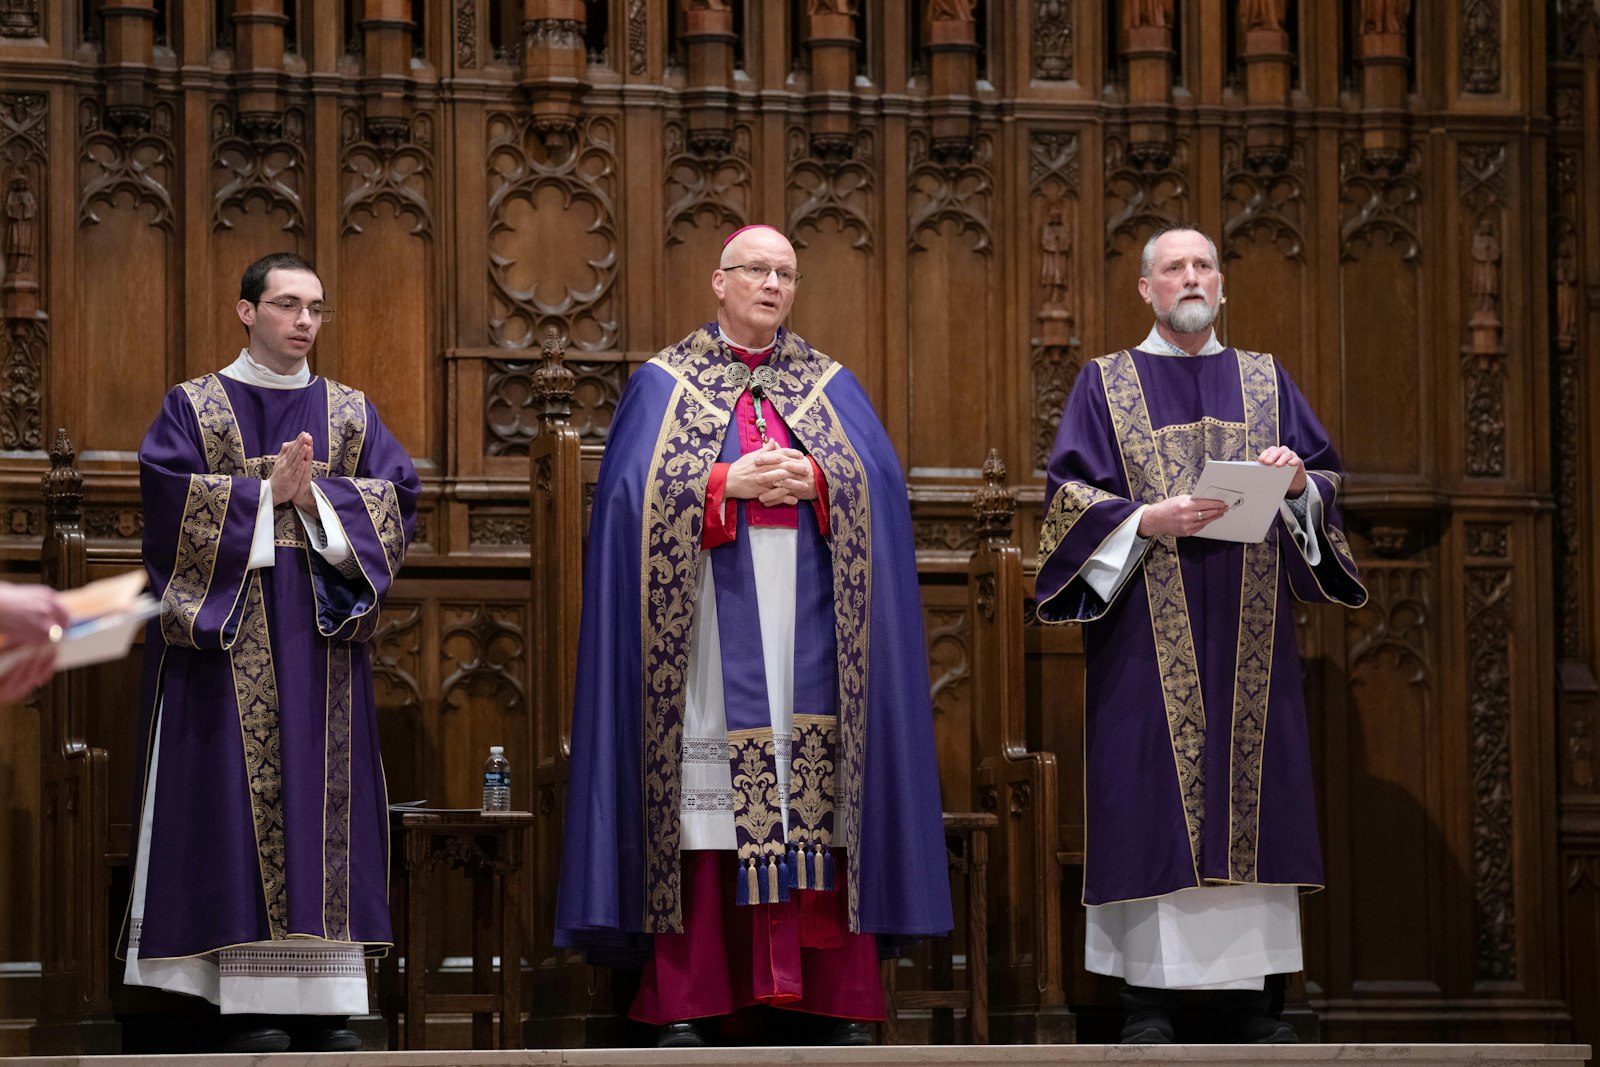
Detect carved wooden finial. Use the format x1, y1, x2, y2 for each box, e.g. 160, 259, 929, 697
533, 325, 575, 424
43, 427, 83, 525
972, 448, 1014, 543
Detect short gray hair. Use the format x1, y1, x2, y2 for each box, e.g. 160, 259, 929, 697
1140, 226, 1220, 278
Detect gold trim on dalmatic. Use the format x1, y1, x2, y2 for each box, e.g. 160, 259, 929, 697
229, 572, 289, 940
160, 474, 233, 648
322, 642, 354, 941
1225, 350, 1282, 883
1095, 351, 1208, 880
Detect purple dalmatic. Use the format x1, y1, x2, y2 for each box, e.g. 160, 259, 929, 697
1036, 347, 1366, 907
120, 372, 418, 961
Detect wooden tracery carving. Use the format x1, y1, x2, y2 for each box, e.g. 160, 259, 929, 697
78, 98, 176, 232
1029, 132, 1080, 471
486, 113, 620, 352
341, 109, 435, 237
1, 92, 46, 451
1033, 0, 1073, 79
787, 126, 875, 253
1461, 0, 1502, 93
908, 131, 995, 254
210, 103, 308, 236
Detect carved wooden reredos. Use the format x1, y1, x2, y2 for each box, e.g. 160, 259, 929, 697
0, 0, 1598, 1053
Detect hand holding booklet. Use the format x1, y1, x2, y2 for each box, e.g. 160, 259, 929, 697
0, 570, 160, 674
1190, 459, 1296, 543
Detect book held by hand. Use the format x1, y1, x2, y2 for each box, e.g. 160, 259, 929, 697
1190, 459, 1296, 543
0, 570, 160, 674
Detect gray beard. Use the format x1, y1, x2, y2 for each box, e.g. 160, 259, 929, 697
1160, 297, 1217, 334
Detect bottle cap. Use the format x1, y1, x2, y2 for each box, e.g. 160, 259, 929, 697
490, 745, 504, 754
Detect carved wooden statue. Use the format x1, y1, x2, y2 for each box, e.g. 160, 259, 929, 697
1470, 216, 1501, 321
1123, 0, 1173, 31
1239, 0, 1286, 33
1360, 0, 1409, 34
928, 0, 977, 22
4, 176, 36, 280
1556, 233, 1578, 351
1039, 206, 1071, 308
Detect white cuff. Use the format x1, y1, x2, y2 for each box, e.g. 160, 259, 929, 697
1080, 507, 1150, 603
1278, 479, 1323, 566
248, 482, 276, 570
296, 483, 352, 566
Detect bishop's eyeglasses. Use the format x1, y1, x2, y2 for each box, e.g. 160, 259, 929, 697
257, 298, 335, 320
722, 262, 803, 287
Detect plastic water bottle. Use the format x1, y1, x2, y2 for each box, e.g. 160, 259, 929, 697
482, 746, 511, 812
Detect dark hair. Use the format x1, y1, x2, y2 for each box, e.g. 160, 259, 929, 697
239, 252, 318, 303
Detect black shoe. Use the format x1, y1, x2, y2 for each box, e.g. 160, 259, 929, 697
1212, 986, 1297, 1043
214, 1018, 291, 1054
1119, 985, 1176, 1044
657, 1020, 710, 1048
822, 1020, 873, 1046
283, 1014, 362, 1051
295, 1026, 362, 1051
1232, 1013, 1298, 1043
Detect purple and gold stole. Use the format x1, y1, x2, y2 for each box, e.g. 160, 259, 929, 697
639, 325, 873, 928
710, 419, 839, 905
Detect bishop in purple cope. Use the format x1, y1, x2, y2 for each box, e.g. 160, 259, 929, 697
556, 225, 952, 1048
120, 253, 418, 1055
1036, 227, 1366, 1045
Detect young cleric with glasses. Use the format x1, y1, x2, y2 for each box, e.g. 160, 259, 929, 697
122, 252, 419, 1054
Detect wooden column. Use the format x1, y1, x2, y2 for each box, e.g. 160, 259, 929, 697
1357, 0, 1410, 171
525, 328, 609, 1047
968, 451, 1073, 1042
804, 0, 859, 161
1239, 0, 1293, 170
927, 0, 979, 160
232, 0, 288, 135
360, 0, 414, 141
521, 0, 589, 152
1122, 0, 1174, 166
100, 0, 156, 133
680, 0, 735, 153
31, 432, 117, 1055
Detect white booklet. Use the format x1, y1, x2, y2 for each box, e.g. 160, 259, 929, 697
1190, 459, 1296, 543
0, 570, 161, 675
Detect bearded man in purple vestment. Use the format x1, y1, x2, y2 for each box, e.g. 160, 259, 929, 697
556, 225, 952, 1048
1037, 226, 1366, 1044
120, 253, 419, 1054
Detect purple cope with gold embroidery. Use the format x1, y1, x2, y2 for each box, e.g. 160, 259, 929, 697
119, 373, 418, 961
555, 324, 952, 963
1035, 347, 1366, 907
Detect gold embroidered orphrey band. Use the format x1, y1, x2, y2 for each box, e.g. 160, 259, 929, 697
636, 327, 872, 932
1093, 349, 1281, 884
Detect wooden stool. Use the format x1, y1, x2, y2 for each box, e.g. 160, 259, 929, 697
379, 810, 533, 1050
883, 811, 997, 1044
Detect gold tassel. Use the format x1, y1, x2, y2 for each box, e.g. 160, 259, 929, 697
795, 848, 808, 890
746, 862, 759, 903
767, 857, 780, 902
